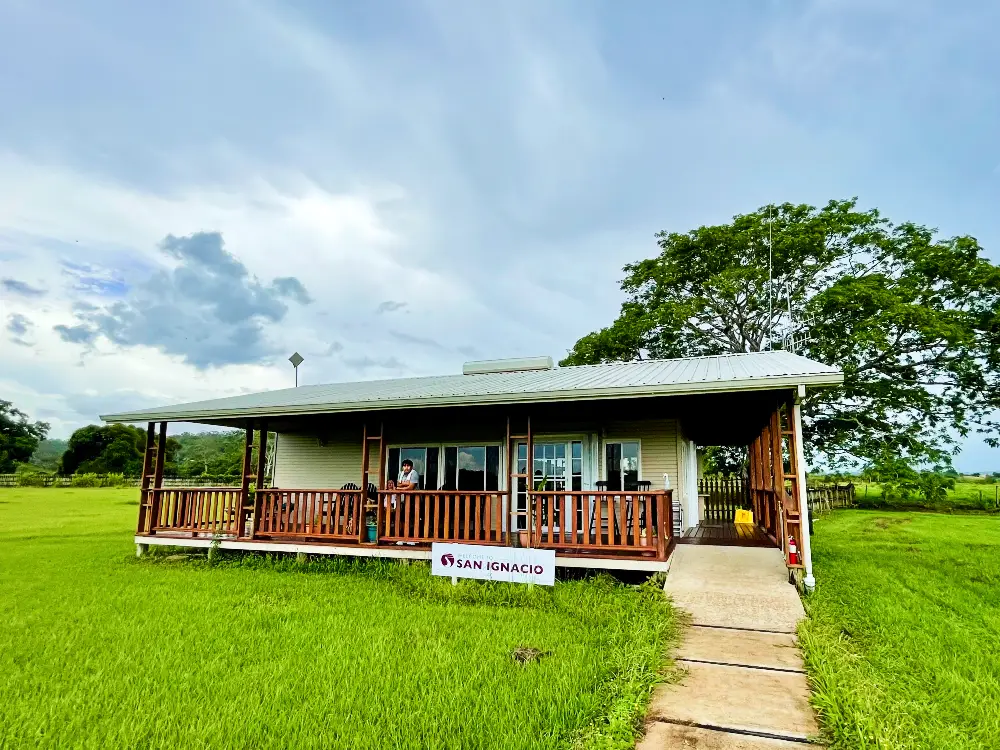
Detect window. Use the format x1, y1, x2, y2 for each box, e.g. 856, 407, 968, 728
387, 447, 439, 490
605, 441, 640, 490
571, 440, 583, 491
442, 446, 501, 491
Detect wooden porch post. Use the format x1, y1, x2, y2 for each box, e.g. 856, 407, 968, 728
238, 423, 253, 538
790, 386, 816, 589
770, 403, 786, 550
360, 423, 370, 544
145, 422, 168, 535
138, 422, 156, 534
250, 422, 268, 539
656, 491, 669, 560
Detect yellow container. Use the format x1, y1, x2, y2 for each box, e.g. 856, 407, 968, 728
734, 508, 754, 525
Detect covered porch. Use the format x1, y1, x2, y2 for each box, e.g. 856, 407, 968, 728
129, 384, 812, 576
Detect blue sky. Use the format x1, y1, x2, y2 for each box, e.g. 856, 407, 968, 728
1, 0, 999, 469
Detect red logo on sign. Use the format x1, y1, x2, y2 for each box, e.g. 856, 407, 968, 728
440, 553, 455, 567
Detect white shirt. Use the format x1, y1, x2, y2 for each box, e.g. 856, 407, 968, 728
398, 469, 420, 488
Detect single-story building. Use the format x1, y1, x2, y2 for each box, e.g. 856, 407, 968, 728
101, 350, 843, 584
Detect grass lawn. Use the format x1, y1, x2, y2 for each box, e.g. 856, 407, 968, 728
0, 488, 678, 749
801, 510, 1000, 749
850, 480, 1000, 511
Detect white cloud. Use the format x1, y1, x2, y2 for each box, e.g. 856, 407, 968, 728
1, 0, 998, 473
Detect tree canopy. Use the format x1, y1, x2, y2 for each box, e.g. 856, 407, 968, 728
0, 400, 49, 473
57, 425, 248, 477
562, 199, 1000, 468
59, 424, 178, 476
171, 431, 246, 477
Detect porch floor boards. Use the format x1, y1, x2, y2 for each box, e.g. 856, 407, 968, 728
678, 522, 774, 548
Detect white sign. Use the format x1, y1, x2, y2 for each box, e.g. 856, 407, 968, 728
431, 543, 556, 586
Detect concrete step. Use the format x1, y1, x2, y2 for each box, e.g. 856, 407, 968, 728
677, 626, 805, 672
638, 722, 814, 749
647, 661, 819, 741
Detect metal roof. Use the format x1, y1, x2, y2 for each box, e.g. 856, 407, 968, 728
100, 350, 843, 423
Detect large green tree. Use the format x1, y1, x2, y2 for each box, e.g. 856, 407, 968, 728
60, 424, 180, 476
0, 400, 49, 473
563, 199, 1000, 467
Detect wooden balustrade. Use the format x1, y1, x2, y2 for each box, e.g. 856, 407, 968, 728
138, 485, 673, 560
377, 490, 508, 545
144, 488, 243, 536
254, 489, 363, 540
529, 491, 671, 557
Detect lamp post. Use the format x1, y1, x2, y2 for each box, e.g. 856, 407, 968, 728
289, 352, 304, 387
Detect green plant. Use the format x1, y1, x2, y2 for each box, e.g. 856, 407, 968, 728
15, 472, 48, 487
0, 400, 49, 473
100, 473, 130, 488
70, 473, 101, 488
207, 534, 222, 566
14, 463, 50, 487
916, 471, 955, 505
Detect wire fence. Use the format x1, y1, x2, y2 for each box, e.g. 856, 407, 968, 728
0, 474, 243, 488
806, 483, 855, 515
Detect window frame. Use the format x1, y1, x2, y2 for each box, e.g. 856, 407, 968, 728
601, 439, 643, 490
385, 442, 505, 492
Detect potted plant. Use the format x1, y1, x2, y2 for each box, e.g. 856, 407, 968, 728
365, 511, 377, 543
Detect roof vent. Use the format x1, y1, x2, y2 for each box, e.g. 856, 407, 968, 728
463, 356, 555, 375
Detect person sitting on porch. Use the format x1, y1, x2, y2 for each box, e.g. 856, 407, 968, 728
397, 459, 420, 490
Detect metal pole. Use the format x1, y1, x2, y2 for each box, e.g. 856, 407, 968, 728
792, 389, 815, 590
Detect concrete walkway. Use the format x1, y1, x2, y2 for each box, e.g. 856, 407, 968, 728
639, 546, 821, 749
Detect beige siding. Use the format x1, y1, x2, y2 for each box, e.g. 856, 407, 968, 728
273, 433, 391, 489
274, 416, 679, 490
272, 433, 361, 488
603, 419, 679, 488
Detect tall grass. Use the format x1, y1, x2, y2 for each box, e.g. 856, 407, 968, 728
800, 511, 1000, 749
0, 488, 677, 749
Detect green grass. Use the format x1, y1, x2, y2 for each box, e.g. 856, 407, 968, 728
800, 510, 1000, 749
849, 480, 1000, 511
0, 488, 678, 749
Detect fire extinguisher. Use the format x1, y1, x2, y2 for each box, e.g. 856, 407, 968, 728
788, 535, 799, 566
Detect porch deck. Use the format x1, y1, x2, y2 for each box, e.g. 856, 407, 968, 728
678, 522, 774, 547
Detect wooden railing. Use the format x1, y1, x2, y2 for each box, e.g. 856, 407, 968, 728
528, 491, 670, 557
254, 489, 364, 540
141, 488, 243, 536
377, 491, 507, 545
698, 477, 749, 522
137, 486, 674, 560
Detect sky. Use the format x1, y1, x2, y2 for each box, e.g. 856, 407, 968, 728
1, 0, 999, 470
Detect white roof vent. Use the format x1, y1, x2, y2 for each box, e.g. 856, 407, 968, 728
463, 356, 555, 375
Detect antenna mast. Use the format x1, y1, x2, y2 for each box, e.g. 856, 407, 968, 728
767, 206, 773, 350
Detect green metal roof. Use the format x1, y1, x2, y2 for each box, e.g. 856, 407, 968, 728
101, 350, 843, 423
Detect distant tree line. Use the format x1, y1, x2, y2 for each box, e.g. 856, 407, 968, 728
54, 425, 250, 478
1, 399, 253, 478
